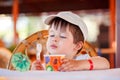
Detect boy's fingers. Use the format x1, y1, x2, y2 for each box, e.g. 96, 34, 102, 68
31, 66, 43, 70
59, 61, 71, 71
31, 60, 44, 70
35, 60, 41, 63
36, 66, 44, 70
61, 58, 70, 63
59, 64, 73, 72
32, 60, 42, 65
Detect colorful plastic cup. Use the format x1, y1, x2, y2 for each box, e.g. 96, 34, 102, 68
44, 55, 65, 71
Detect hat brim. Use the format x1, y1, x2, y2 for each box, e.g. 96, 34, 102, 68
44, 15, 57, 25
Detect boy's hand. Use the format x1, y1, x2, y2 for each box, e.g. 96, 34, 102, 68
31, 60, 44, 70
59, 58, 81, 72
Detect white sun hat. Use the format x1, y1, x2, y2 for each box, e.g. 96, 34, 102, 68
44, 11, 88, 40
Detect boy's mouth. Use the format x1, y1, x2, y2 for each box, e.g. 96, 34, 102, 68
50, 44, 57, 49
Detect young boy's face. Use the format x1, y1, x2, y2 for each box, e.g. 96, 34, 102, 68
46, 25, 77, 59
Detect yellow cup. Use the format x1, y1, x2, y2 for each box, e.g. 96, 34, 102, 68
44, 55, 65, 71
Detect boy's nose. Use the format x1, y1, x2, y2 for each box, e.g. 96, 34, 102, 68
52, 36, 59, 42
54, 39, 57, 42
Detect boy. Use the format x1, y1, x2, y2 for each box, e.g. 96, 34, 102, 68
31, 11, 110, 71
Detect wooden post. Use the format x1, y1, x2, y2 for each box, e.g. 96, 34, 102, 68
116, 0, 120, 68
109, 0, 115, 68
12, 0, 19, 44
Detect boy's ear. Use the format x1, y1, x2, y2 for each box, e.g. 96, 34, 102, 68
74, 41, 83, 51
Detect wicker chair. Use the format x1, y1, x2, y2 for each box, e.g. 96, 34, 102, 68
8, 30, 97, 70
0, 47, 12, 69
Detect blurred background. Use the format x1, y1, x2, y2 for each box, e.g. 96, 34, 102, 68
0, 0, 118, 69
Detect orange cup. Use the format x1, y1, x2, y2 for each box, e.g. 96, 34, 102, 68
44, 55, 65, 71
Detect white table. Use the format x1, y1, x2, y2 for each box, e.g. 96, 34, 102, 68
0, 68, 120, 80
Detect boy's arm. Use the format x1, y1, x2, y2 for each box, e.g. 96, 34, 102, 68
88, 56, 110, 70
77, 56, 110, 70
59, 56, 110, 71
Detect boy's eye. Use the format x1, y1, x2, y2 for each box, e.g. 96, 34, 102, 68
49, 35, 55, 37
60, 36, 66, 38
